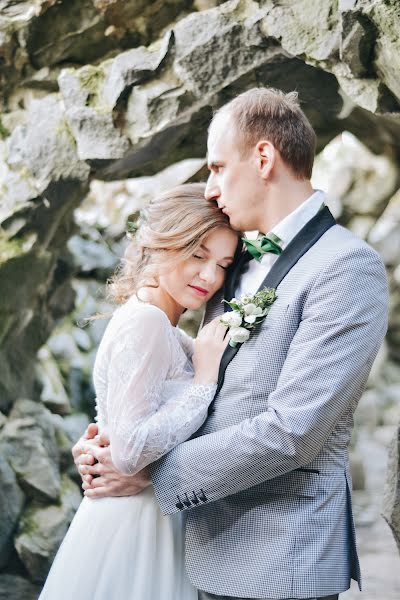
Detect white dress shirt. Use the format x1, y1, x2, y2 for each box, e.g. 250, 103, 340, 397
235, 190, 326, 297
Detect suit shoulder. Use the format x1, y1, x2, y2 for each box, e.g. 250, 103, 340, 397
322, 224, 385, 266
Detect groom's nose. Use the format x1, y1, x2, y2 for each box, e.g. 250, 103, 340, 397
205, 178, 220, 203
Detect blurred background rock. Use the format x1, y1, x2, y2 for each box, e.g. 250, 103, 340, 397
1, 1, 400, 598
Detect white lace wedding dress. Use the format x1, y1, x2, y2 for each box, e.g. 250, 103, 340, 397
39, 297, 216, 600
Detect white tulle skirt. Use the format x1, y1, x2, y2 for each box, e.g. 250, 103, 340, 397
39, 487, 197, 600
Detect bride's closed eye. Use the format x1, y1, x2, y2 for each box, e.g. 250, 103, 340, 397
193, 254, 228, 270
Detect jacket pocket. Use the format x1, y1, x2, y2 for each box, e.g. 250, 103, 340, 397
294, 467, 320, 474
260, 469, 320, 499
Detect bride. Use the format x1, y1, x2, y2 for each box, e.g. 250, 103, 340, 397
39, 183, 239, 600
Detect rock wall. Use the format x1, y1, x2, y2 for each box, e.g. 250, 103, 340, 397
1, 0, 400, 595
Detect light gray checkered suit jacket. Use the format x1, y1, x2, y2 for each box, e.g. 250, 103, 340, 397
151, 214, 388, 599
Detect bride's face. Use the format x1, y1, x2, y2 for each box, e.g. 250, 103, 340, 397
159, 227, 238, 311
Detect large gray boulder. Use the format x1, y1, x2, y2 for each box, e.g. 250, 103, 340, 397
1, 399, 61, 502
0, 456, 24, 569
35, 346, 72, 416
0, 0, 195, 107
0, 95, 89, 412
14, 474, 82, 584
51, 412, 90, 475
0, 574, 40, 600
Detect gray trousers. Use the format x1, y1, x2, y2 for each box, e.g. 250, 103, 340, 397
198, 592, 339, 600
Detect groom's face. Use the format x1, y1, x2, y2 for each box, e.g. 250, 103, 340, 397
205, 113, 265, 231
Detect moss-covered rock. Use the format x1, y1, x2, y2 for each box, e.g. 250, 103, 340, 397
14, 474, 81, 583
0, 0, 200, 110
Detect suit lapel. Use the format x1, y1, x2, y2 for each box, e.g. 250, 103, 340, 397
214, 206, 336, 400
223, 250, 251, 309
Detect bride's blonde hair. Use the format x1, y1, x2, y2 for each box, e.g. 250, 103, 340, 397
108, 183, 237, 304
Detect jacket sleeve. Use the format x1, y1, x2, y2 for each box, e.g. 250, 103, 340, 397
150, 246, 389, 513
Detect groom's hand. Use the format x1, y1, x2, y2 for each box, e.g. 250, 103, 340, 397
72, 422, 99, 477
81, 444, 151, 498
73, 425, 151, 498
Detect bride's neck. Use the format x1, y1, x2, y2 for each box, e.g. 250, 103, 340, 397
138, 286, 183, 326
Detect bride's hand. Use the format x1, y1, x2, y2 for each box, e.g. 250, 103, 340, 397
192, 316, 229, 384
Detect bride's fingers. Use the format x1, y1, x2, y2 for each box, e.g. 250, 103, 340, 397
197, 322, 212, 339
209, 316, 225, 331
198, 318, 224, 340
214, 322, 228, 339
222, 331, 230, 347
79, 462, 104, 476
75, 453, 96, 467
87, 445, 112, 464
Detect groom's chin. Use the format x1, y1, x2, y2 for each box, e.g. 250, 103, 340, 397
226, 216, 239, 230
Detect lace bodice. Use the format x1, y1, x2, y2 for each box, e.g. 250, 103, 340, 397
92, 297, 216, 475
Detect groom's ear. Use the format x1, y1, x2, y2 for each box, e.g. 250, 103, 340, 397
256, 140, 276, 180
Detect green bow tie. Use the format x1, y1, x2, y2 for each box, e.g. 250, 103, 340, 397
242, 232, 283, 262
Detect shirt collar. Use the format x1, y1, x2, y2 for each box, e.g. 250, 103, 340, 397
270, 189, 326, 250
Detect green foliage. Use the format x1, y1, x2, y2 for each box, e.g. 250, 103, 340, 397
0, 117, 10, 139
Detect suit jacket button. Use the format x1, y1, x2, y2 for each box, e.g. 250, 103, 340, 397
191, 492, 200, 505
183, 493, 192, 507
198, 489, 208, 502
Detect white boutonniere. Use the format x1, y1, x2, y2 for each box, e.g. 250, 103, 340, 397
220, 287, 277, 347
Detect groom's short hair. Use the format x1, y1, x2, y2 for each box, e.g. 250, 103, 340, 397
213, 87, 316, 180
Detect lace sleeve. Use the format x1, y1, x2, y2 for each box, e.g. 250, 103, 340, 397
106, 306, 216, 475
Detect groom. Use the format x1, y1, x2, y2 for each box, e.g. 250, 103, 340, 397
74, 88, 389, 600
